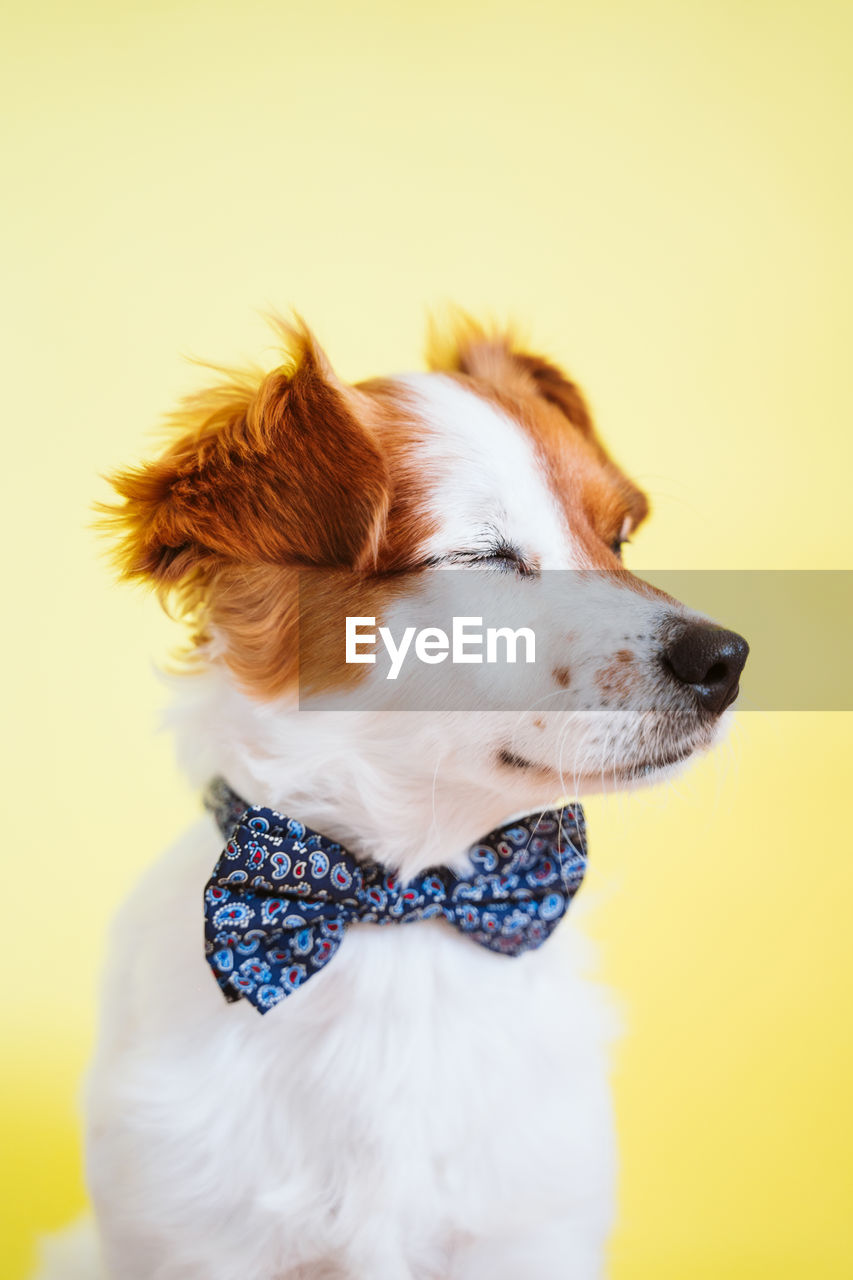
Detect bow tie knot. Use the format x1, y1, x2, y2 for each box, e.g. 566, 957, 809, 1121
203, 777, 587, 1014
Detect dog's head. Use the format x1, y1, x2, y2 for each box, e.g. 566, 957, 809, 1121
106, 317, 747, 862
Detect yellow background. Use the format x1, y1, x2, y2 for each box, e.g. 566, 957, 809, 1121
3, 1, 852, 1276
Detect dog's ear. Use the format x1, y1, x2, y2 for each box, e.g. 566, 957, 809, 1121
426, 314, 595, 437
104, 325, 390, 587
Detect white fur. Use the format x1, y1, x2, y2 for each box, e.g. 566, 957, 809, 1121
399, 374, 578, 570
38, 366, 729, 1279
86, 797, 616, 1279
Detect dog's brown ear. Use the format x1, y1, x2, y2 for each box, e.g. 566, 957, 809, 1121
104, 325, 390, 587
426, 314, 595, 437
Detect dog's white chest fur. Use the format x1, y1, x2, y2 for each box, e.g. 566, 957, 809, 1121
86, 819, 616, 1280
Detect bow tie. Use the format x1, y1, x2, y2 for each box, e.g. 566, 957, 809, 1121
203, 777, 587, 1014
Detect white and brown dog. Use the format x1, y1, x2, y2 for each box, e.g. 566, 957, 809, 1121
39, 318, 747, 1280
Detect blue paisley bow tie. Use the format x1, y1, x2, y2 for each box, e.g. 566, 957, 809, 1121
203, 776, 587, 1014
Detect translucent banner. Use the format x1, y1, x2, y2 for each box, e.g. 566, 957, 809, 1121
293, 569, 851, 712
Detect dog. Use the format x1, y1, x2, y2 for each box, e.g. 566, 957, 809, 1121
39, 317, 747, 1280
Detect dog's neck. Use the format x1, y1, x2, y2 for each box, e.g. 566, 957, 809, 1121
167, 665, 563, 878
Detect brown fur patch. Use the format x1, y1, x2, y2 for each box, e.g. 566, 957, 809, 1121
353, 378, 440, 574
552, 666, 571, 689
102, 324, 391, 587
100, 331, 448, 699
207, 562, 417, 701
595, 649, 637, 701
428, 319, 649, 568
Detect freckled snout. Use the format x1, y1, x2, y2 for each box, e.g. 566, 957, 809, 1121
662, 623, 749, 715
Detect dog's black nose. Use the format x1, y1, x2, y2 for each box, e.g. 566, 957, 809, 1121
663, 623, 749, 714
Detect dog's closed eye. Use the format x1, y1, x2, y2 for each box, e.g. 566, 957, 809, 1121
425, 538, 539, 579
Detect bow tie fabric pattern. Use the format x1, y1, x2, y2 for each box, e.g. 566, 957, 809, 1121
203, 776, 588, 1014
